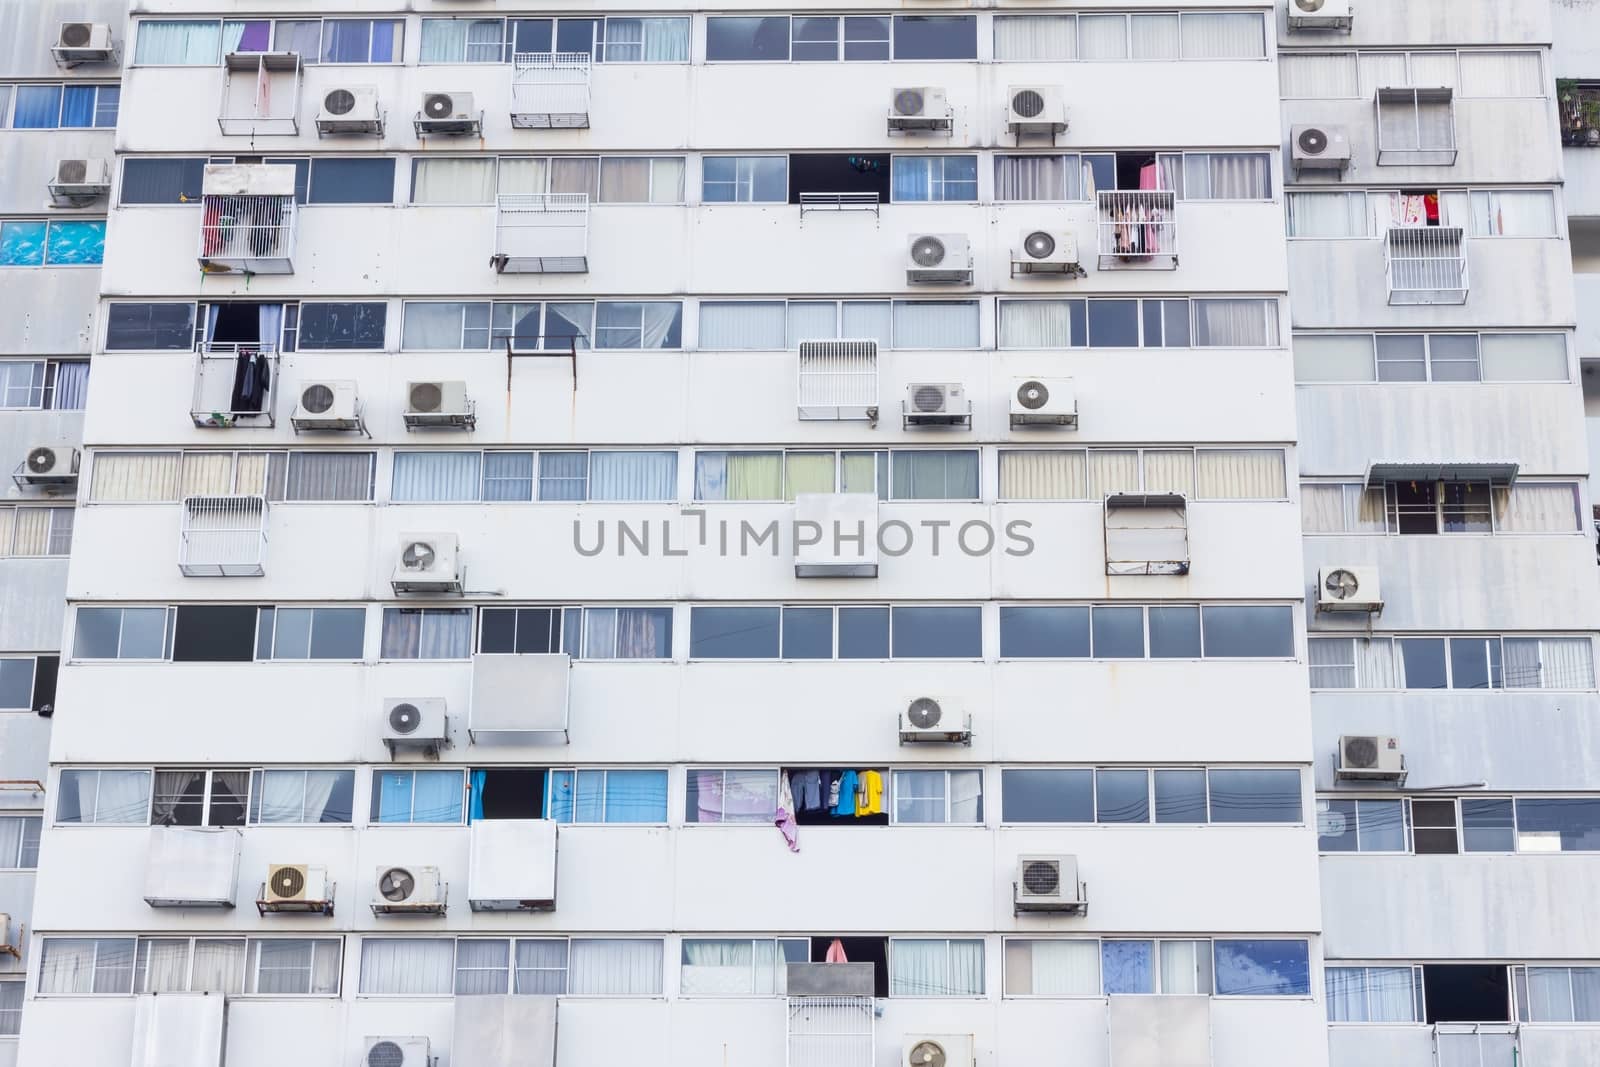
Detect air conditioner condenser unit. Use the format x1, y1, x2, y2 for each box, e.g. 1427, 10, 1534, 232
1336, 735, 1406, 782
416, 91, 480, 135
403, 380, 475, 430
290, 380, 363, 432
887, 87, 952, 133
1013, 854, 1088, 915
392, 534, 464, 595
1010, 377, 1077, 428
898, 697, 972, 745
1288, 0, 1354, 31
906, 234, 973, 285
1292, 125, 1352, 172
316, 86, 384, 136
371, 865, 446, 916
902, 383, 972, 429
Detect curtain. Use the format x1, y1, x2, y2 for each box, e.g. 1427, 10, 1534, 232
999, 301, 1074, 347
892, 302, 978, 348
1528, 968, 1573, 1022
1004, 940, 1097, 995
483, 452, 535, 501
892, 157, 937, 202
136, 939, 191, 992
1193, 300, 1276, 347
180, 452, 234, 496
1160, 941, 1212, 995
1469, 190, 1555, 237
1300, 486, 1347, 532
360, 939, 454, 994
1459, 51, 1544, 97
1288, 192, 1369, 238
949, 770, 982, 823
638, 18, 690, 61
840, 302, 892, 347
993, 16, 1075, 61
699, 302, 785, 349
682, 939, 761, 995
1197, 450, 1285, 500
787, 301, 837, 345
891, 940, 983, 996
840, 452, 878, 494
1573, 968, 1600, 1021
419, 19, 468, 63
1294, 334, 1374, 383
1130, 15, 1179, 59
39, 940, 96, 993
412, 159, 496, 204
1308, 638, 1356, 688
1181, 12, 1263, 58
695, 452, 783, 501
51, 361, 90, 410
10, 509, 51, 556
135, 20, 221, 65
1493, 483, 1579, 532
891, 451, 978, 499
1409, 51, 1459, 87
0, 816, 38, 867
1089, 450, 1140, 495
1355, 638, 1400, 689
1481, 334, 1569, 382
569, 939, 662, 995
380, 609, 471, 659
1281, 53, 1357, 98
692, 769, 777, 823
565, 768, 669, 821
392, 452, 480, 501
285, 453, 372, 501
1200, 153, 1270, 200
995, 156, 1079, 202
91, 453, 180, 502
1326, 967, 1368, 1021
499, 157, 550, 196
1078, 14, 1128, 60
537, 452, 587, 501
551, 158, 600, 198
1504, 638, 1594, 689
515, 940, 569, 995
1141, 451, 1194, 495
193, 939, 246, 993
1102, 941, 1153, 994
11, 86, 60, 128
599, 158, 683, 203
455, 940, 511, 995
273, 21, 321, 58
785, 453, 836, 499
60, 86, 96, 127
92, 770, 151, 823
588, 451, 675, 501
1360, 53, 1412, 96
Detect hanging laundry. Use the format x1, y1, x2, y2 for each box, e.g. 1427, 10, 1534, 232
825, 939, 849, 964
832, 769, 859, 817
825, 770, 842, 810
856, 770, 884, 817
791, 769, 824, 814
774, 771, 799, 853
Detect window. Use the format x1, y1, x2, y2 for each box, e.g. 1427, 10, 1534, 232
128, 937, 340, 995
686, 768, 779, 823
1467, 189, 1558, 236
151, 769, 248, 827
891, 606, 981, 658
73, 607, 173, 660
470, 767, 548, 821
283, 452, 375, 501
0, 815, 41, 868
0, 980, 19, 1036
575, 607, 673, 659
1304, 482, 1581, 535
401, 302, 490, 349
1317, 798, 1407, 852
999, 604, 1292, 658
424, 16, 687, 62
293, 302, 386, 349
0, 361, 85, 412
594, 302, 683, 349
1307, 635, 1595, 690
1423, 964, 1511, 1024
312, 19, 403, 63
1376, 88, 1456, 163
119, 158, 207, 205
994, 154, 1084, 202
0, 219, 105, 266
892, 15, 975, 59
247, 769, 355, 824
891, 769, 983, 824
359, 938, 663, 996
1214, 940, 1310, 996
999, 449, 1286, 501
698, 299, 977, 350
484, 604, 668, 661
1459, 51, 1545, 97
547, 768, 669, 823
0, 507, 74, 556
491, 301, 594, 351
598, 157, 686, 203
106, 302, 197, 349
891, 156, 977, 202
380, 608, 472, 659
480, 607, 573, 655
371, 769, 466, 824
1514, 797, 1600, 852
1002, 940, 1100, 995
419, 18, 506, 62
681, 938, 808, 995
8, 83, 118, 129
1515, 966, 1600, 1022
998, 298, 1278, 349
1003, 939, 1218, 996
1287, 191, 1370, 238
1296, 332, 1568, 383
170, 605, 259, 664
301, 157, 396, 204
56, 769, 153, 825
256, 607, 366, 660
1411, 799, 1459, 855
691, 448, 970, 501
1328, 966, 1424, 1022
1002, 767, 1299, 824
391, 450, 675, 503
134, 20, 223, 64
702, 157, 787, 202
890, 940, 984, 996
687, 605, 978, 660
1001, 769, 1094, 823
36, 938, 138, 993
1179, 153, 1271, 200
995, 12, 1263, 61
1207, 769, 1302, 823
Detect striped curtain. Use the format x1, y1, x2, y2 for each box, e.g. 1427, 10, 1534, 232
392, 452, 481, 502
1089, 450, 1140, 495
784, 453, 836, 499
9, 509, 52, 556
1197, 450, 1286, 500
90, 453, 180, 502
999, 300, 1074, 347
1180, 12, 1263, 59
358, 939, 454, 994
1005, 940, 1098, 995
1130, 14, 1179, 59
569, 939, 662, 995
180, 453, 234, 497
999, 451, 1087, 499
698, 302, 785, 349
1280, 54, 1358, 98
1459, 51, 1544, 97
1142, 450, 1195, 495
52, 362, 90, 410
891, 940, 984, 996
589, 451, 676, 501
993, 16, 1076, 61
1493, 483, 1580, 532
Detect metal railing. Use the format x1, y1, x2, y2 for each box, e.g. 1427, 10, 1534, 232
797, 339, 879, 421
218, 51, 302, 136
786, 996, 873, 1067
198, 194, 296, 274
1376, 87, 1458, 165
798, 192, 881, 216
191, 343, 278, 428
1097, 190, 1177, 268
1433, 1023, 1519, 1067
179, 495, 269, 577
511, 52, 591, 128
1386, 226, 1468, 305
492, 193, 589, 273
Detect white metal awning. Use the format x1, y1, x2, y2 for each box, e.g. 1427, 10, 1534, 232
1364, 461, 1519, 487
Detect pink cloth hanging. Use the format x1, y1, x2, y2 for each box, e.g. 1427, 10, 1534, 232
1138, 162, 1159, 190
825, 939, 849, 964
774, 771, 799, 853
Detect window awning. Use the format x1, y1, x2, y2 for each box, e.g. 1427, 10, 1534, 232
1364, 461, 1519, 488
1104, 492, 1188, 510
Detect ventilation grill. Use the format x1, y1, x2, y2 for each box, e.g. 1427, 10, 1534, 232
401, 541, 436, 570
1298, 127, 1329, 154
409, 382, 443, 412
893, 89, 925, 116
60, 23, 93, 47
424, 93, 455, 119
1022, 231, 1055, 259
378, 868, 415, 903
906, 697, 942, 728
26, 447, 59, 474
57, 159, 87, 184
1021, 859, 1060, 895
270, 866, 306, 898
367, 1041, 406, 1067
324, 89, 356, 115
911, 385, 948, 413
389, 702, 421, 734
300, 384, 334, 414
908, 1041, 947, 1067
1011, 89, 1045, 118
1016, 380, 1050, 410
910, 236, 947, 267
1343, 736, 1379, 768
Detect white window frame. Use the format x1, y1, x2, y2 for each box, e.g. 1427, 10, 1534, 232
679, 937, 810, 996
889, 768, 984, 825
246, 767, 356, 826
149, 767, 250, 827
370, 768, 468, 825
888, 938, 987, 998
0, 814, 41, 869
256, 606, 367, 661
544, 767, 671, 824
54, 768, 155, 826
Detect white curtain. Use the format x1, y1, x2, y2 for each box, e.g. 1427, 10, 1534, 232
392, 452, 481, 501
589, 451, 676, 501
999, 451, 1086, 500
39, 940, 97, 993
135, 20, 221, 65
1194, 299, 1277, 347
455, 940, 511, 995
192, 939, 246, 993
1573, 968, 1600, 1021
419, 19, 468, 63
892, 302, 979, 349
1288, 192, 1369, 239
1481, 334, 1569, 382
412, 159, 496, 204
1300, 485, 1347, 533
1504, 637, 1594, 689
515, 939, 570, 995
1294, 334, 1375, 384
1528, 968, 1574, 1022
1459, 50, 1544, 97
1469, 190, 1556, 236
1355, 638, 1400, 689
950, 770, 983, 823
1142, 450, 1194, 495
97, 770, 151, 823
681, 939, 770, 995
891, 940, 983, 996
993, 16, 1075, 61
136, 939, 191, 992
1004, 940, 1097, 995
569, 939, 663, 995
0, 816, 37, 867
599, 158, 684, 203
1326, 967, 1368, 1021
1090, 450, 1141, 495
403, 303, 476, 349
1196, 450, 1285, 500
1077, 14, 1127, 60
698, 302, 785, 349
1360, 53, 1413, 96
995, 155, 1079, 202
180, 452, 233, 496
52, 361, 90, 410
1180, 12, 1263, 59
999, 300, 1074, 347
1308, 638, 1357, 688
285, 453, 372, 501
1192, 153, 1270, 200
360, 939, 454, 994
787, 301, 838, 345
1129, 14, 1179, 59
90, 453, 180, 502
498, 157, 550, 195
1409, 52, 1460, 88
1281, 53, 1357, 98
381, 608, 472, 659
1160, 941, 1212, 994
1493, 483, 1579, 532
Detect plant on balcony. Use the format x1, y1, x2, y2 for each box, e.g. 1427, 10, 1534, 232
1558, 79, 1600, 147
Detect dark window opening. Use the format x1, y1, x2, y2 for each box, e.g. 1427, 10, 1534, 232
172, 605, 260, 663
788, 153, 890, 205
1412, 799, 1459, 854
206, 302, 276, 346
106, 303, 197, 351
296, 302, 386, 350
480, 607, 575, 654
784, 768, 888, 827
1391, 480, 1438, 535
1398, 189, 1444, 226
31, 655, 59, 714
1423, 964, 1510, 1023
808, 936, 889, 997
471, 767, 547, 820
307, 157, 396, 205
120, 157, 207, 205
891, 15, 975, 60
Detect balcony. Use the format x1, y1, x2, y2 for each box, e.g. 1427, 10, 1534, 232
190, 344, 277, 428
1558, 82, 1600, 147
179, 495, 268, 577
1385, 227, 1468, 306
492, 194, 588, 273
786, 992, 873, 1067
218, 51, 302, 136
1104, 492, 1189, 576
510, 52, 590, 129
1097, 191, 1177, 270
197, 164, 298, 275
797, 339, 878, 421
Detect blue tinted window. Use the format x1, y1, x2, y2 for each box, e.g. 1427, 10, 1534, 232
838, 607, 890, 659
690, 606, 780, 658
44, 221, 106, 265
1208, 769, 1301, 823
0, 222, 47, 266
1102, 941, 1154, 994
1001, 768, 1093, 823
1215, 940, 1310, 996
308, 158, 395, 204
999, 606, 1090, 658
13, 85, 63, 128
891, 606, 981, 658
781, 607, 833, 659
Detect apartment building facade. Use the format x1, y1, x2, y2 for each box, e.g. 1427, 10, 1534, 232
0, 0, 124, 1061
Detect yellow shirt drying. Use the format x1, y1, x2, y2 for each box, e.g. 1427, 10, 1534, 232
856, 769, 884, 816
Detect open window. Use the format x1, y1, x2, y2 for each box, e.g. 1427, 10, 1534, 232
1088, 152, 1177, 270
789, 153, 889, 212
469, 767, 548, 821
784, 768, 888, 826
1104, 493, 1189, 575
808, 936, 888, 997
1424, 965, 1510, 1023
1365, 462, 1517, 533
